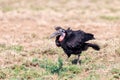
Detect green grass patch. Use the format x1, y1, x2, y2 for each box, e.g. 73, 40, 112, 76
30, 5, 46, 11
39, 57, 66, 75
1, 6, 14, 12
0, 64, 42, 79
83, 72, 100, 80
111, 68, 120, 79
0, 69, 6, 79
100, 15, 120, 21
81, 57, 92, 64
30, 57, 84, 79
8, 45, 24, 52
0, 44, 23, 53
67, 65, 83, 74
0, 44, 6, 52
111, 68, 120, 74
90, 64, 106, 70
36, 57, 85, 79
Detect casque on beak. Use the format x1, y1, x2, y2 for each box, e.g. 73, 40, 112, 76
50, 29, 65, 39
50, 26, 66, 39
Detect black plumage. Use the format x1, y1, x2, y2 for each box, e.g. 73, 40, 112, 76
50, 27, 100, 64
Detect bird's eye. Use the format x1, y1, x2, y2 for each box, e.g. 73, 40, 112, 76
62, 30, 65, 32
59, 29, 65, 33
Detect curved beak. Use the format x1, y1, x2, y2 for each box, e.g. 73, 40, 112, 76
50, 27, 65, 39
50, 30, 65, 39
49, 31, 60, 38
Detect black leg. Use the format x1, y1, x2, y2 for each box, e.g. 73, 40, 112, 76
65, 54, 71, 64
77, 54, 80, 65
66, 54, 71, 60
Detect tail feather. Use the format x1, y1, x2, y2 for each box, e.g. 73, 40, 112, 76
87, 43, 100, 50
84, 33, 95, 42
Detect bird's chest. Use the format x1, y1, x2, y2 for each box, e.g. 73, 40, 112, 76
60, 41, 71, 53
61, 43, 76, 54
61, 43, 81, 54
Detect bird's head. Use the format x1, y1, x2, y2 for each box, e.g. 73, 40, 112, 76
50, 26, 66, 42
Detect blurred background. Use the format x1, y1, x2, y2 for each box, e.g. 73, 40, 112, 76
0, 0, 120, 80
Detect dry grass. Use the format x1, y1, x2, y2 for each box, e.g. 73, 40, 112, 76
0, 0, 120, 80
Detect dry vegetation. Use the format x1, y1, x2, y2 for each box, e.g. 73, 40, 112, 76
0, 0, 120, 80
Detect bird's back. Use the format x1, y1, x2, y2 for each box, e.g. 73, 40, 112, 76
66, 30, 94, 43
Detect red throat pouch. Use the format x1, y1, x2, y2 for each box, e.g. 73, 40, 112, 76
59, 33, 65, 42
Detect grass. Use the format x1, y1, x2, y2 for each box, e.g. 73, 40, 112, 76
111, 68, 120, 80
1, 42, 118, 80
9, 45, 24, 52
0, 60, 43, 79
0, 0, 120, 80
39, 57, 66, 75
100, 15, 120, 21
20, 56, 84, 80
30, 5, 46, 11
1, 6, 14, 12
67, 65, 83, 74
0, 70, 6, 79
111, 68, 120, 74
0, 44, 23, 53
83, 72, 100, 80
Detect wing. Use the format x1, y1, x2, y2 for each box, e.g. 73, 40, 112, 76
66, 30, 94, 49
66, 30, 85, 49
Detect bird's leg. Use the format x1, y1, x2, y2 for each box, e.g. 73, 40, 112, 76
65, 54, 71, 61
77, 54, 80, 65
65, 54, 71, 64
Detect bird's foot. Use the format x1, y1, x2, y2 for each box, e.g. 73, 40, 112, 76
77, 63, 80, 65
76, 61, 81, 65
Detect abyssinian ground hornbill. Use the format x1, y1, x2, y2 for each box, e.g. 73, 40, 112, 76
50, 26, 100, 64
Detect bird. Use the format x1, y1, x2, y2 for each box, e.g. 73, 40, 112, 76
50, 26, 100, 64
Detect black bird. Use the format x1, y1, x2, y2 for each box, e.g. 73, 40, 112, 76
50, 26, 100, 64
